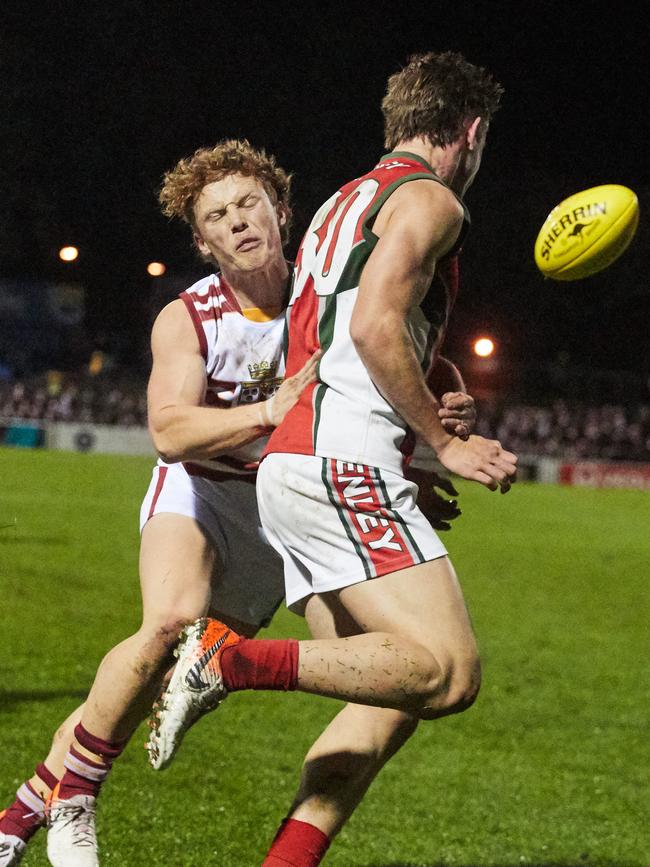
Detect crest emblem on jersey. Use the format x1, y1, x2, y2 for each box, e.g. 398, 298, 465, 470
240, 359, 283, 403
247, 360, 278, 380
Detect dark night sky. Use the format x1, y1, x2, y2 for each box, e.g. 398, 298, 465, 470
1, 1, 648, 380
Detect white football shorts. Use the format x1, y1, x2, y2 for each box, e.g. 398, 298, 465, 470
256, 453, 447, 612
140, 462, 284, 628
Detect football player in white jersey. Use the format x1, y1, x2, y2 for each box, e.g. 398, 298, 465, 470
0, 138, 475, 867
0, 140, 316, 867
153, 53, 517, 866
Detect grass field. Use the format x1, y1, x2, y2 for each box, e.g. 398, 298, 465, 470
0, 446, 648, 866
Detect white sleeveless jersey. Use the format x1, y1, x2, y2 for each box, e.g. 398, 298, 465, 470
162, 272, 285, 480
265, 152, 468, 476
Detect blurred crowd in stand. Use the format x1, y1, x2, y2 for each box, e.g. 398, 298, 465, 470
475, 400, 650, 463
0, 375, 147, 427
2, 375, 649, 462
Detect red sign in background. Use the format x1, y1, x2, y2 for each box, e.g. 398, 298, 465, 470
559, 462, 650, 489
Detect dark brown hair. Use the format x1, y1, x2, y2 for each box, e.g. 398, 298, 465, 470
382, 51, 504, 150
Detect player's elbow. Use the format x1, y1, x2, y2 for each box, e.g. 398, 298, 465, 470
348, 312, 367, 351
149, 416, 183, 464
349, 311, 393, 361
155, 447, 182, 464
152, 437, 181, 465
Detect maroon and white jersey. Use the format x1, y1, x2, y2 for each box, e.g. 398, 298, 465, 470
167, 272, 285, 480
265, 151, 469, 476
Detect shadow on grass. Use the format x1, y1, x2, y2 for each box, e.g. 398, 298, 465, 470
0, 690, 88, 706
0, 535, 69, 545
361, 862, 640, 867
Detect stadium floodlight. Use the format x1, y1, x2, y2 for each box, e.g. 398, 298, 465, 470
59, 245, 79, 262
147, 261, 166, 276
473, 337, 495, 357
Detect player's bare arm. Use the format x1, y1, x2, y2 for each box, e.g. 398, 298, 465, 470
350, 180, 516, 491
148, 299, 318, 462
350, 180, 463, 449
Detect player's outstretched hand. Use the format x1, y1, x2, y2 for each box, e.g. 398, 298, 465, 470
262, 351, 322, 427
438, 391, 476, 439
436, 434, 517, 493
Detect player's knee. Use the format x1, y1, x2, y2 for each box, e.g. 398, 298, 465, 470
448, 658, 482, 714
419, 656, 481, 720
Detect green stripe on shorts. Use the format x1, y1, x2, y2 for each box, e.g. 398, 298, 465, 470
321, 458, 373, 580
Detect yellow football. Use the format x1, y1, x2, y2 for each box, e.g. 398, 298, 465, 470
534, 184, 639, 281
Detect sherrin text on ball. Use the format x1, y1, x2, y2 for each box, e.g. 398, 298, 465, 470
534, 184, 639, 281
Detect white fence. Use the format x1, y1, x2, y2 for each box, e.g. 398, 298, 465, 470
46, 422, 153, 456
0, 418, 153, 456
2, 420, 649, 488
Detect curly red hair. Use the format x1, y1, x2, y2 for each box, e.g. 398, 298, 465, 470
159, 139, 292, 245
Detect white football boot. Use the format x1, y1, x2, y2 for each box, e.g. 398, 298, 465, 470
0, 832, 26, 866
146, 618, 240, 770
46, 794, 99, 867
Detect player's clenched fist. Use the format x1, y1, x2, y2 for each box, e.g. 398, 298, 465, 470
438, 391, 476, 439
436, 434, 517, 493
258, 351, 322, 428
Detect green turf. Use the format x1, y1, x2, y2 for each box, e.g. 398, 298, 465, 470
0, 446, 648, 866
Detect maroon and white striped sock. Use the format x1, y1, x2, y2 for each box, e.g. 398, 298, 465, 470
0, 762, 59, 841
34, 762, 59, 795
57, 723, 126, 801
0, 782, 46, 842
